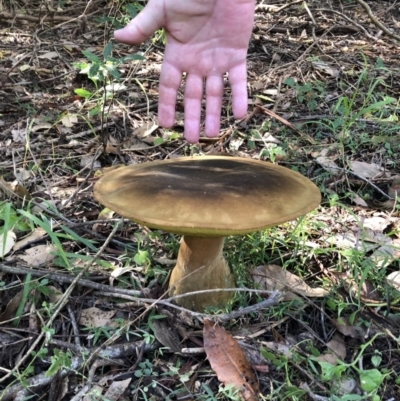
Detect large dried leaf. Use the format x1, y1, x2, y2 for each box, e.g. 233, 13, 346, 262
203, 319, 259, 401
349, 161, 383, 179
251, 265, 328, 300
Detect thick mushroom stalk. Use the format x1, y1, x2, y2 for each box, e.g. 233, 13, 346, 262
169, 236, 234, 311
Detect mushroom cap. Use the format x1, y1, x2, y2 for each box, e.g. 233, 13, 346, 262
94, 156, 321, 236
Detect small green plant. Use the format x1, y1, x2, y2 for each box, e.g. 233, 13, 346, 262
199, 383, 242, 401
284, 77, 325, 111
134, 359, 158, 378
311, 333, 388, 398
74, 42, 145, 87
259, 144, 286, 163
45, 349, 73, 377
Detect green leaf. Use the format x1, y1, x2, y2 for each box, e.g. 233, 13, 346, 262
134, 250, 149, 266
88, 63, 100, 79
81, 50, 100, 63
103, 41, 113, 60
74, 88, 92, 99
318, 361, 346, 381
125, 2, 143, 18
14, 273, 31, 326
359, 369, 383, 392
105, 64, 120, 79
332, 395, 363, 401
154, 137, 164, 146
284, 77, 296, 87
89, 105, 101, 117
126, 3, 138, 18
60, 225, 97, 251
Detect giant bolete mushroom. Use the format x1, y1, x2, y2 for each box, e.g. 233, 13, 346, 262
94, 156, 321, 311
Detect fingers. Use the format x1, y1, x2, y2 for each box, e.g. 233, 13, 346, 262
228, 63, 248, 119
205, 75, 223, 138
184, 74, 204, 143
158, 63, 182, 128
114, 1, 164, 45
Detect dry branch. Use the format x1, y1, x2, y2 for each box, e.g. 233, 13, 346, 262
355, 0, 400, 41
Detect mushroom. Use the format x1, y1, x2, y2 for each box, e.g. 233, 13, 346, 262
94, 156, 321, 311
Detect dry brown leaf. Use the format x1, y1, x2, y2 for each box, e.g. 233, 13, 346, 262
16, 244, 57, 266
13, 228, 46, 251
387, 271, 400, 291
251, 265, 328, 300
315, 155, 342, 176
369, 238, 400, 268
82, 385, 103, 401
103, 378, 132, 400
333, 316, 380, 339
261, 341, 292, 357
79, 307, 116, 328
60, 114, 78, 127
312, 61, 340, 78
0, 291, 23, 322
46, 286, 64, 303
0, 177, 31, 200
388, 176, 400, 198
0, 230, 16, 258
349, 161, 383, 179
152, 320, 181, 352
203, 319, 259, 401
344, 278, 382, 303
351, 192, 368, 207
316, 333, 346, 365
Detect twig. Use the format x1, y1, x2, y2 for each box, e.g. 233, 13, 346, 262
256, 106, 316, 144
303, 1, 316, 25
354, 0, 400, 41
275, 0, 303, 13
0, 263, 142, 297
67, 305, 81, 348
314, 8, 378, 41
95, 289, 283, 322
348, 170, 393, 200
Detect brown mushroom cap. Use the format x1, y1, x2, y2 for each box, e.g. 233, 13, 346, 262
94, 156, 321, 236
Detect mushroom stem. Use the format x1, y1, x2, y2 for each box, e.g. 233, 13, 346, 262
169, 236, 235, 311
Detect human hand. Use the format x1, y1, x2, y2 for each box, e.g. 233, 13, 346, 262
115, 0, 255, 143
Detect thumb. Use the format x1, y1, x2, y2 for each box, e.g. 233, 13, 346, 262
114, 1, 165, 45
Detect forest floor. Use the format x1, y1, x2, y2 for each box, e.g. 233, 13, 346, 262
1, 0, 400, 400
